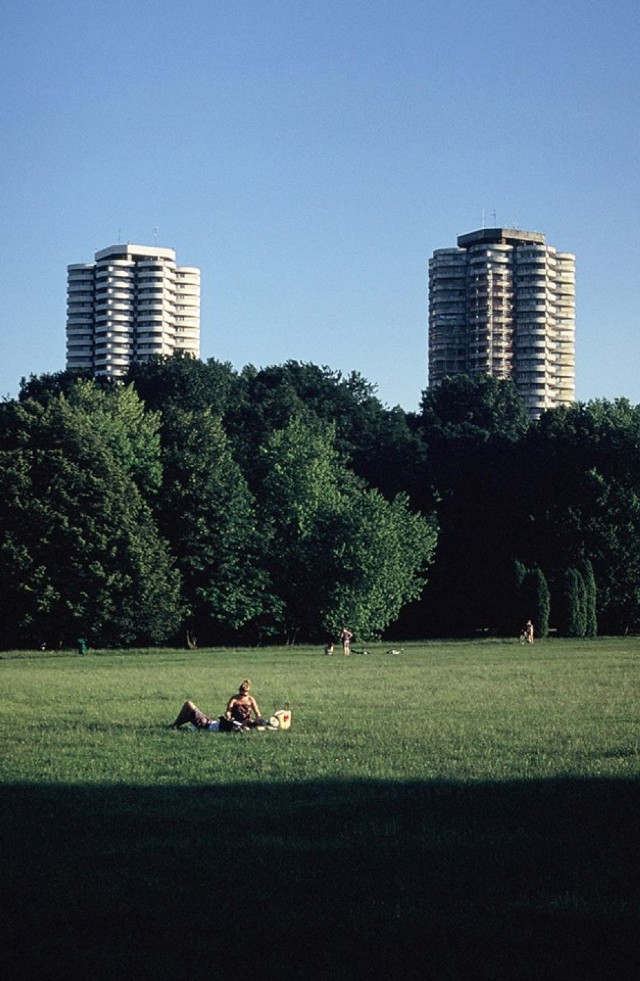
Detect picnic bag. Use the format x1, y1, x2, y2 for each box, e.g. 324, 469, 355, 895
274, 706, 292, 730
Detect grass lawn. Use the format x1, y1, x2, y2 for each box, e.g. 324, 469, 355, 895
1, 638, 639, 980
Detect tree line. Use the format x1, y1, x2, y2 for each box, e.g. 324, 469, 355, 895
2, 358, 639, 648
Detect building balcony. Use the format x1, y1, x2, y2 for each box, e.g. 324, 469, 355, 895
136, 278, 170, 289
100, 311, 133, 322
102, 300, 132, 311
67, 274, 94, 286
67, 342, 94, 354
136, 303, 168, 315
94, 354, 131, 367
67, 274, 94, 284
96, 262, 135, 272
66, 338, 94, 350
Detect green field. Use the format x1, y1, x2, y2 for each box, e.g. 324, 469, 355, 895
1, 639, 639, 979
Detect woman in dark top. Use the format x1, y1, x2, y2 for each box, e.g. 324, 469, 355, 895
224, 678, 262, 727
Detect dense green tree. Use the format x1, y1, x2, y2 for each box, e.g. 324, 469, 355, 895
129, 357, 428, 504
158, 406, 274, 643
256, 415, 345, 642
527, 399, 640, 633
126, 354, 239, 416
64, 380, 163, 499
229, 361, 384, 458
8, 364, 640, 643
227, 361, 426, 502
419, 374, 530, 444
417, 394, 640, 637
575, 569, 588, 638
581, 476, 640, 634
18, 377, 163, 500
555, 568, 587, 638
416, 439, 527, 636
323, 489, 437, 640
414, 376, 531, 636
256, 415, 436, 642
578, 559, 598, 638
0, 398, 181, 648
18, 368, 98, 403
506, 559, 530, 638
516, 563, 551, 637
520, 566, 550, 639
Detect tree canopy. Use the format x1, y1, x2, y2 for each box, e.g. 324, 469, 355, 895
1, 364, 437, 647
4, 361, 640, 646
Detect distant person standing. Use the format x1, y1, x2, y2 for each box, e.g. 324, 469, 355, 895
340, 626, 353, 656
524, 620, 534, 644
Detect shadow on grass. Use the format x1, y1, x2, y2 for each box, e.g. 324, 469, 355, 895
1, 778, 638, 980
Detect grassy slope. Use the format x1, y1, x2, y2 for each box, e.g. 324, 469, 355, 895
1, 639, 639, 980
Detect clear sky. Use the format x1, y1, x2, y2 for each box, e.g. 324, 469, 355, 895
1, 0, 638, 411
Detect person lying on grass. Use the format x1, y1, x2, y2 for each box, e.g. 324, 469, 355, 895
170, 678, 264, 731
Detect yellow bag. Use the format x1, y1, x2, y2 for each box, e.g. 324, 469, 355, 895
274, 707, 292, 730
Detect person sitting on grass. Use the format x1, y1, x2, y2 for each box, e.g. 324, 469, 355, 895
170, 678, 264, 732
222, 678, 263, 730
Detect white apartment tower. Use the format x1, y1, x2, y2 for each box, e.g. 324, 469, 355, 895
428, 228, 575, 418
66, 244, 200, 379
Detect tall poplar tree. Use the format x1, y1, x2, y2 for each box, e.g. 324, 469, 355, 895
158, 406, 273, 643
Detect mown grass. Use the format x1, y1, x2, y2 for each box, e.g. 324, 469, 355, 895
1, 638, 639, 979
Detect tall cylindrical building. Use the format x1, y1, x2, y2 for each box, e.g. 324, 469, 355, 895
66, 244, 200, 379
428, 228, 575, 418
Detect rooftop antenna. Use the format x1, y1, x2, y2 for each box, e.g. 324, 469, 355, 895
491, 210, 497, 226
481, 209, 485, 229
117, 228, 122, 243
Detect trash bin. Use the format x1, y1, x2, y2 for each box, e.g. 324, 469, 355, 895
77, 637, 87, 655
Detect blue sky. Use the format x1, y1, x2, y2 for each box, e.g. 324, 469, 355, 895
1, 0, 639, 411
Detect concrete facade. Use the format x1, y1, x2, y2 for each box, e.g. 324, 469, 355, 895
428, 228, 575, 418
66, 244, 200, 379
